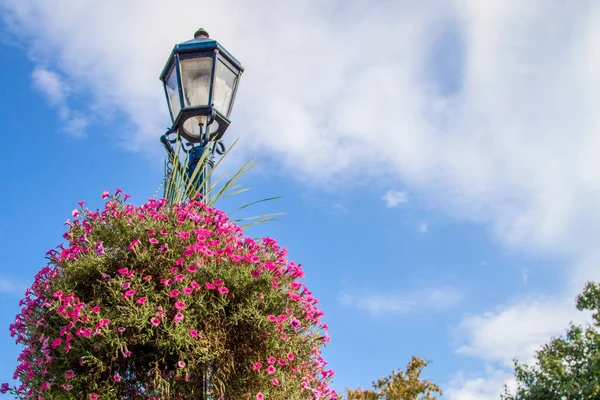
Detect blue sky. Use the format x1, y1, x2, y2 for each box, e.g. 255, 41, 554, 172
1, 1, 599, 398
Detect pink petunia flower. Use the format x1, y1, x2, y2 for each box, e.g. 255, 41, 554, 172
266, 366, 276, 375
113, 374, 121, 382
186, 264, 197, 273
287, 352, 294, 361
117, 268, 129, 275
252, 362, 262, 371
190, 281, 200, 289
174, 274, 185, 281
101, 190, 110, 199
178, 360, 186, 368
256, 393, 264, 400
136, 297, 147, 305
218, 287, 229, 295
267, 357, 276, 365
90, 393, 99, 400
189, 329, 198, 337
122, 290, 136, 299
271, 378, 280, 386
174, 301, 186, 310
72, 209, 79, 217
40, 382, 51, 391
174, 312, 184, 323
169, 289, 180, 298
149, 238, 159, 244
91, 306, 100, 313
65, 370, 75, 379
213, 279, 224, 287
182, 287, 193, 295
205, 282, 215, 290
150, 317, 160, 327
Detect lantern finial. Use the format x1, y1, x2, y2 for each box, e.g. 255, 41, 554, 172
194, 28, 210, 39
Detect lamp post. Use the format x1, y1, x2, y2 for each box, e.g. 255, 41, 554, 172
159, 28, 244, 199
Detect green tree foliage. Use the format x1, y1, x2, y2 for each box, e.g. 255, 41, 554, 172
503, 282, 600, 400
345, 357, 442, 400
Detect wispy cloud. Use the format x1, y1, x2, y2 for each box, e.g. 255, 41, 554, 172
418, 221, 429, 233
0, 277, 25, 295
339, 285, 462, 315
31, 67, 87, 138
382, 190, 408, 208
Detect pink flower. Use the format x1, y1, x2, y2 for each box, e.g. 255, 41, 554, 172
218, 287, 229, 295
287, 352, 294, 361
178, 360, 186, 368
290, 317, 301, 329
186, 264, 197, 273
128, 237, 141, 250
95, 241, 105, 255
266, 366, 276, 375
252, 362, 262, 371
280, 334, 287, 341
40, 382, 51, 391
182, 287, 193, 295
174, 312, 184, 323
51, 337, 62, 349
71, 209, 79, 217
101, 190, 110, 199
177, 231, 190, 240
91, 306, 101, 313
122, 289, 136, 299
150, 317, 160, 326
149, 237, 159, 244
213, 279, 224, 287
205, 282, 215, 290
189, 329, 198, 337
174, 274, 185, 281
267, 357, 276, 365
271, 378, 280, 386
118, 327, 126, 333
251, 269, 261, 278
113, 374, 121, 382
136, 297, 147, 305
267, 315, 277, 322
90, 393, 99, 400
256, 393, 264, 400
169, 289, 180, 298
190, 281, 200, 289
65, 370, 75, 379
174, 301, 186, 310
278, 359, 286, 366
122, 282, 131, 290
117, 268, 129, 275
175, 258, 185, 265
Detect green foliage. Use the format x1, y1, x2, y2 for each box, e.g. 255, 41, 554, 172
503, 282, 600, 400
5, 192, 335, 399
345, 357, 442, 400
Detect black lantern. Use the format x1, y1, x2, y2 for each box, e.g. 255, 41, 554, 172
160, 28, 244, 143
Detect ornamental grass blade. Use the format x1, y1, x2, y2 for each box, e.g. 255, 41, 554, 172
161, 138, 281, 229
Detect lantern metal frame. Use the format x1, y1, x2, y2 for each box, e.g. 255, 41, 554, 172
159, 28, 244, 143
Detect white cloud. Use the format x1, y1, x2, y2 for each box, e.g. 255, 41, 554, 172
418, 221, 429, 233
339, 286, 462, 315
382, 189, 408, 208
445, 367, 516, 400
31, 66, 87, 138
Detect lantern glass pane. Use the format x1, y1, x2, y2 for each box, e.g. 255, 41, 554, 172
165, 66, 181, 120
180, 57, 213, 108
181, 116, 219, 141
214, 60, 237, 116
